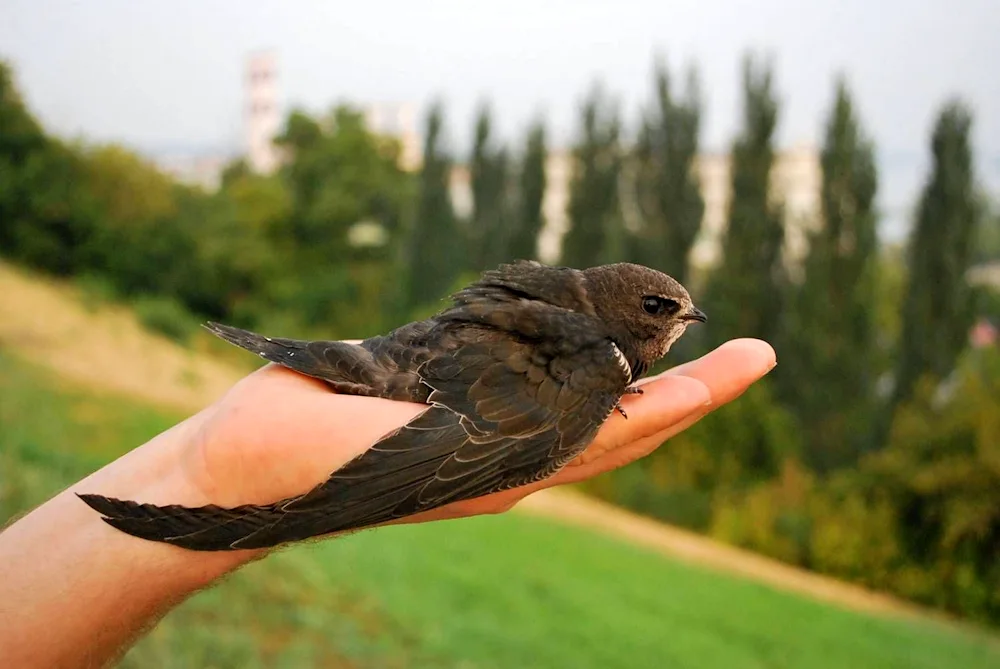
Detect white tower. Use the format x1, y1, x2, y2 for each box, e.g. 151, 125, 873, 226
363, 101, 422, 172
245, 51, 280, 174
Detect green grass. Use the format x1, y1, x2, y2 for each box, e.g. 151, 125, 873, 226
2, 348, 998, 668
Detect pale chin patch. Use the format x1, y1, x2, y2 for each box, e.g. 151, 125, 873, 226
658, 323, 689, 357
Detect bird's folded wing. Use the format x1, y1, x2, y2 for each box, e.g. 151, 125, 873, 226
275, 334, 626, 529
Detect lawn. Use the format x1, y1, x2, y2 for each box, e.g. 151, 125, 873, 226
1, 349, 997, 668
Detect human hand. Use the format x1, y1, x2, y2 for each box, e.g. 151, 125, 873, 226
0, 337, 774, 669
167, 338, 775, 535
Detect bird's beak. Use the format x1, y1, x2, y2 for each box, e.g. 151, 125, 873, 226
682, 306, 707, 323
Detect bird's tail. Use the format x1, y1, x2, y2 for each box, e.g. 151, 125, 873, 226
204, 321, 311, 368
77, 493, 292, 551
204, 321, 367, 388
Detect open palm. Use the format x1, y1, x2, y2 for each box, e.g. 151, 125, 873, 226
174, 338, 775, 538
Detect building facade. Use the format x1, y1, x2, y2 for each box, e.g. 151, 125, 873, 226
448, 144, 822, 268
245, 51, 281, 174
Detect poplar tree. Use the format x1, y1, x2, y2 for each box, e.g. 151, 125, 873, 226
508, 121, 547, 262
891, 101, 979, 410
631, 58, 704, 283
704, 55, 785, 346
404, 102, 463, 308
785, 79, 879, 471
562, 85, 624, 268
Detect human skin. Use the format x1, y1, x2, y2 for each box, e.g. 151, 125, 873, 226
0, 338, 775, 669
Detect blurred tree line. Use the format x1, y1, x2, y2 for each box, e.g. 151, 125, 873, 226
1, 54, 997, 623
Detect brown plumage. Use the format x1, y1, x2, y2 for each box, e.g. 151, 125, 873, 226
78, 261, 706, 551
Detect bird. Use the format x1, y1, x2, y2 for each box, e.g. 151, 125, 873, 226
79, 260, 706, 551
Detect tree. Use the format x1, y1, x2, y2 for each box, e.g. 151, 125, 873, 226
271, 105, 413, 334
403, 102, 465, 310
868, 348, 1000, 622
783, 78, 879, 471
703, 54, 785, 346
561, 84, 624, 268
0, 60, 47, 252
276, 106, 408, 262
468, 103, 511, 270
631, 57, 704, 284
0, 61, 96, 275
508, 120, 547, 262
81, 144, 184, 294
203, 170, 293, 322
973, 199, 999, 263
889, 101, 979, 413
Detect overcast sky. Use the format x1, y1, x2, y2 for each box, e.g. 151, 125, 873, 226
2, 0, 998, 238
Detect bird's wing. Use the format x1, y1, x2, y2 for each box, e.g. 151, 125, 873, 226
229, 332, 630, 548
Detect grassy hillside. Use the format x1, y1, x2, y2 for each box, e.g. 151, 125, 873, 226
2, 349, 998, 668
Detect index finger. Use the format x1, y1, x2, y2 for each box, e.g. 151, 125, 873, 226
660, 338, 776, 406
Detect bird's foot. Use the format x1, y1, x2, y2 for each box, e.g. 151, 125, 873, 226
615, 386, 643, 418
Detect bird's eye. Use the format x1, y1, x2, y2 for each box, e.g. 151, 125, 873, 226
642, 296, 680, 315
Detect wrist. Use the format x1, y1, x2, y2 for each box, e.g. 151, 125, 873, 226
66, 409, 266, 584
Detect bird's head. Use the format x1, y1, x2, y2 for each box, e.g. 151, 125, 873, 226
582, 263, 706, 375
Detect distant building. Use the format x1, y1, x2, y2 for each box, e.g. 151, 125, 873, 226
690, 143, 822, 273
364, 102, 422, 172
968, 261, 1000, 291
444, 151, 571, 263
245, 51, 281, 174
537, 151, 573, 263
448, 164, 473, 220
446, 144, 822, 268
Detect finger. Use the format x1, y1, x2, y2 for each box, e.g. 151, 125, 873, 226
548, 339, 776, 484
614, 339, 777, 456
390, 342, 777, 522
598, 375, 712, 448
661, 338, 776, 405
599, 338, 774, 448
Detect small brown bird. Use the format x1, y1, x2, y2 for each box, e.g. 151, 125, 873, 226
79, 261, 705, 550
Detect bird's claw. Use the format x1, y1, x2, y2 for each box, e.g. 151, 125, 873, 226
615, 386, 643, 418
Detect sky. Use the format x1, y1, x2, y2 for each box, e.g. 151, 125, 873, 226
2, 0, 998, 240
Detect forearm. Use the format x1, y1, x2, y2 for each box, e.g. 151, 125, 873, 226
0, 415, 259, 669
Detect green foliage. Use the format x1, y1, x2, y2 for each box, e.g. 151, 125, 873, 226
974, 200, 1000, 263
468, 103, 513, 270
133, 295, 199, 344
1, 60, 412, 340
782, 78, 880, 471
509, 120, 547, 261
0, 63, 98, 274
630, 58, 704, 283
871, 348, 1000, 621
402, 102, 465, 312
77, 272, 120, 312
891, 101, 979, 410
275, 106, 407, 261
80, 145, 190, 295
3, 350, 997, 668
703, 54, 786, 347
562, 84, 624, 268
